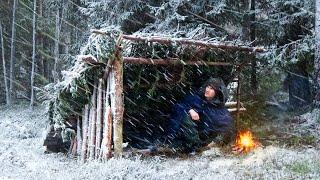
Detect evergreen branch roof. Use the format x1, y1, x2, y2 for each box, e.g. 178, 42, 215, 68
47, 28, 265, 128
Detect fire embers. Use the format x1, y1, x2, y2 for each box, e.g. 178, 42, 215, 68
232, 130, 257, 154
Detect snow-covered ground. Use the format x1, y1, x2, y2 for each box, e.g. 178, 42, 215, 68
0, 103, 319, 180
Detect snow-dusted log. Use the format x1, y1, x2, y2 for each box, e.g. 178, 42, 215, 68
123, 57, 232, 66
121, 35, 264, 53
95, 79, 104, 159
112, 47, 124, 157
88, 80, 98, 160
90, 30, 264, 53
77, 115, 82, 156
81, 105, 89, 162
100, 75, 113, 159
81, 56, 232, 66
106, 106, 112, 158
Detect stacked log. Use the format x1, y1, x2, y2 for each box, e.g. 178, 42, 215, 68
78, 71, 120, 161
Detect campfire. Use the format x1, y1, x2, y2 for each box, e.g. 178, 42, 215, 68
233, 130, 257, 153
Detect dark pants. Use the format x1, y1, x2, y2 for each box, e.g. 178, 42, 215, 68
167, 115, 234, 153
167, 115, 201, 152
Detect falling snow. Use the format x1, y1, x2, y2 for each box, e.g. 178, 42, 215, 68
0, 103, 319, 179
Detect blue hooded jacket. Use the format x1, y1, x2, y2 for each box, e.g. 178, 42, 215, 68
167, 78, 234, 142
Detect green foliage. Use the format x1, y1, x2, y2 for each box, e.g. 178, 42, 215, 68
287, 135, 317, 147
286, 161, 313, 175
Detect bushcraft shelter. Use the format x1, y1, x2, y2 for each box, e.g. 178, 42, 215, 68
46, 29, 264, 161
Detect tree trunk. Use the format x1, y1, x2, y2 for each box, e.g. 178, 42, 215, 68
37, 0, 45, 79
53, 8, 60, 83
241, 0, 250, 42
250, 0, 257, 95
30, 0, 37, 109
9, 0, 18, 104
0, 22, 9, 105
112, 52, 124, 158
315, 0, 320, 107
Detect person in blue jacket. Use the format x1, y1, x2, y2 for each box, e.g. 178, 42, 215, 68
166, 77, 235, 152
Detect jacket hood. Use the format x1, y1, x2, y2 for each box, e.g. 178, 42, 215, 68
199, 77, 228, 107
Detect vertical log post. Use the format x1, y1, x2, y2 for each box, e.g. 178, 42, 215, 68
88, 80, 98, 160
76, 115, 82, 156
81, 105, 89, 162
103, 75, 113, 159
95, 79, 103, 159
112, 34, 124, 157
99, 75, 111, 160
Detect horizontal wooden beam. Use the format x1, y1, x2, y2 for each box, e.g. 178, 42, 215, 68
225, 101, 244, 107
123, 57, 232, 66
121, 35, 265, 53
80, 56, 233, 66
228, 107, 246, 112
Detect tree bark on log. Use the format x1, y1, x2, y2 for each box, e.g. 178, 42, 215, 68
91, 30, 264, 52
95, 79, 103, 159
112, 47, 124, 158
81, 105, 89, 162
121, 35, 264, 53
101, 75, 113, 159
77, 115, 82, 156
106, 106, 112, 158
88, 80, 98, 160
81, 55, 233, 66
123, 57, 232, 66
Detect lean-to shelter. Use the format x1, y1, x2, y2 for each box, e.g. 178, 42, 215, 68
44, 29, 264, 161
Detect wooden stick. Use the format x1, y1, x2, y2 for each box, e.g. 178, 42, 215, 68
86, 104, 92, 159
90, 30, 264, 52
228, 107, 246, 112
70, 136, 77, 156
88, 80, 98, 160
100, 74, 113, 160
121, 35, 265, 52
105, 75, 113, 159
99, 79, 106, 160
90, 29, 112, 36
80, 56, 233, 66
123, 57, 232, 66
102, 105, 112, 159
106, 106, 113, 158
95, 79, 103, 159
81, 105, 89, 162
112, 46, 124, 158
109, 70, 117, 157
76, 115, 82, 157
225, 101, 244, 107
103, 33, 123, 80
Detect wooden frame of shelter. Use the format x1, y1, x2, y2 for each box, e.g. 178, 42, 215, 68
75, 30, 264, 161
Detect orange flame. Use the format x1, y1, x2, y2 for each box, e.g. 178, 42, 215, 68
235, 130, 257, 153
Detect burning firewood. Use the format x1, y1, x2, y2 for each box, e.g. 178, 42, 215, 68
232, 130, 258, 154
